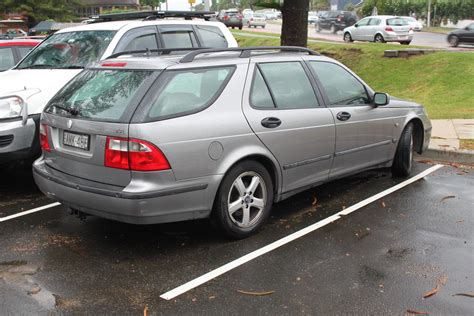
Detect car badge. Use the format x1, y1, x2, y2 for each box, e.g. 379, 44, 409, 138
67, 120, 73, 129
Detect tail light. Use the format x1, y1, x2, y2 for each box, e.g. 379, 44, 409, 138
385, 27, 394, 32
105, 137, 170, 171
39, 123, 51, 152
223, 15, 229, 20
237, 14, 243, 20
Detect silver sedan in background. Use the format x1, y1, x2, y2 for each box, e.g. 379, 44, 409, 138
343, 15, 414, 45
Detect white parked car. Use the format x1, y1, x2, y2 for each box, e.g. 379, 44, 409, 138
401, 16, 423, 31
343, 15, 414, 45
0, 12, 238, 167
246, 13, 266, 28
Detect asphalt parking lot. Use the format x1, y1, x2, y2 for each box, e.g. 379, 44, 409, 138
1, 162, 473, 315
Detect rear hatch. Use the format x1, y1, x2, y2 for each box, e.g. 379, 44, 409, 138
41, 67, 159, 186
386, 17, 411, 35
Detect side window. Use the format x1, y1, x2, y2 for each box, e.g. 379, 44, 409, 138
123, 33, 158, 51
250, 68, 274, 108
369, 18, 381, 26
0, 48, 15, 71
115, 27, 158, 53
195, 25, 228, 48
147, 66, 234, 119
17, 46, 35, 58
159, 26, 198, 49
252, 62, 319, 109
310, 62, 370, 106
357, 18, 370, 26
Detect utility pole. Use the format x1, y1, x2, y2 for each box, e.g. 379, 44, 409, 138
427, 0, 431, 27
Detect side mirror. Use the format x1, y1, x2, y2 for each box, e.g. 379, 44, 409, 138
354, 24, 359, 27
373, 92, 390, 106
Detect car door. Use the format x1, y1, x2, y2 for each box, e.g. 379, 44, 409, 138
462, 23, 474, 43
242, 56, 335, 194
367, 18, 381, 40
307, 60, 394, 179
351, 17, 371, 41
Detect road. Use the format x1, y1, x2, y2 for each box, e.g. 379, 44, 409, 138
241, 22, 474, 50
1, 162, 473, 314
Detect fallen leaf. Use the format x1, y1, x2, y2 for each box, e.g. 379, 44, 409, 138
381, 201, 386, 208
441, 195, 455, 202
406, 309, 429, 315
311, 196, 318, 207
209, 295, 216, 299
456, 220, 464, 223
452, 292, 474, 298
143, 305, 148, 316
237, 290, 275, 296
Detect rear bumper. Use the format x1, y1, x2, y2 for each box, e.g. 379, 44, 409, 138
384, 34, 414, 42
223, 21, 243, 27
0, 114, 41, 165
33, 158, 223, 224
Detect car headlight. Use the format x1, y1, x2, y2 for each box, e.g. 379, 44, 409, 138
0, 96, 23, 119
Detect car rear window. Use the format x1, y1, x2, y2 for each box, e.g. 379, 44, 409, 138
141, 66, 235, 121
45, 69, 157, 122
195, 25, 228, 48
387, 18, 408, 26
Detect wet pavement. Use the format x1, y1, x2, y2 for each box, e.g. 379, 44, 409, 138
0, 162, 473, 315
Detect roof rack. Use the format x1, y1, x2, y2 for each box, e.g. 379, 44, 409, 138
106, 47, 205, 60
88, 10, 216, 23
180, 46, 320, 63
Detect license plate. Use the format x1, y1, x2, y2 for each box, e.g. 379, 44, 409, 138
398, 36, 408, 40
63, 131, 90, 150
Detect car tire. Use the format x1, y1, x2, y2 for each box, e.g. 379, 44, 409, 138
374, 34, 385, 43
239, 26, 243, 30
392, 123, 414, 177
212, 160, 274, 239
316, 23, 321, 32
400, 41, 411, 45
448, 35, 459, 47
344, 32, 353, 42
330, 24, 337, 34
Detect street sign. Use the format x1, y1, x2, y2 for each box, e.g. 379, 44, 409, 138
189, 0, 195, 4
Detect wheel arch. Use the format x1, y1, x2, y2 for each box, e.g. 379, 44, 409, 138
400, 117, 424, 154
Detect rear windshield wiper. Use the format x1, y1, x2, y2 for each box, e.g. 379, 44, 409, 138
50, 103, 80, 116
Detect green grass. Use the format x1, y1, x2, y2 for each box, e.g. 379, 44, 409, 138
423, 26, 457, 34
235, 34, 474, 119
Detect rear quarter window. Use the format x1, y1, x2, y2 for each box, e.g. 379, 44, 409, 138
142, 66, 235, 121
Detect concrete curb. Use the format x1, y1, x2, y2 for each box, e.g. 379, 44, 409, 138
420, 148, 474, 164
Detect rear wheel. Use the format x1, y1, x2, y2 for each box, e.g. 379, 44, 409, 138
448, 35, 459, 47
392, 123, 414, 177
374, 34, 385, 43
239, 26, 243, 30
213, 161, 273, 239
400, 41, 411, 45
344, 32, 353, 42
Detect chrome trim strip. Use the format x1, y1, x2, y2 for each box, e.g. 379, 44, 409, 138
283, 154, 333, 170
335, 139, 392, 157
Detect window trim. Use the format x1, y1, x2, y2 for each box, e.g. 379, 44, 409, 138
193, 24, 228, 49
306, 60, 373, 108
249, 61, 323, 111
132, 65, 236, 123
113, 26, 158, 54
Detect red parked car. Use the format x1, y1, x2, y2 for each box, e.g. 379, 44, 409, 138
0, 39, 42, 71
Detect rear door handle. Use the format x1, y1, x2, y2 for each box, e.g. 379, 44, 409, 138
336, 111, 351, 121
261, 117, 281, 128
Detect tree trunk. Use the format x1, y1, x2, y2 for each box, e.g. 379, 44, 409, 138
281, 0, 309, 47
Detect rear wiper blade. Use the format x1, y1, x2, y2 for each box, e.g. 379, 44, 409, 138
50, 103, 80, 116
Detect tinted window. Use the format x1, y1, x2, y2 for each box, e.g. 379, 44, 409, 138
250, 68, 274, 108
46, 70, 156, 122
17, 31, 115, 69
0, 48, 15, 71
257, 62, 319, 109
387, 18, 408, 26
17, 46, 35, 58
147, 67, 234, 119
123, 33, 158, 51
196, 25, 228, 48
161, 31, 197, 48
310, 62, 369, 106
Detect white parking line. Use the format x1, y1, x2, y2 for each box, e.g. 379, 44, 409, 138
160, 164, 444, 300
0, 202, 61, 223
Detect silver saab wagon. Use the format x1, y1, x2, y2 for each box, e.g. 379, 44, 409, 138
33, 47, 431, 239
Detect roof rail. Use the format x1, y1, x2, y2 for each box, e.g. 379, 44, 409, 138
106, 47, 206, 59
88, 10, 216, 23
179, 46, 320, 63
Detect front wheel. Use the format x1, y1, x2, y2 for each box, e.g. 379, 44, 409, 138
392, 123, 414, 177
213, 161, 274, 239
448, 35, 459, 47
344, 32, 353, 42
374, 34, 385, 43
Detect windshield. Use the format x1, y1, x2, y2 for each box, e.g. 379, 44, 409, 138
45, 69, 157, 122
17, 31, 116, 69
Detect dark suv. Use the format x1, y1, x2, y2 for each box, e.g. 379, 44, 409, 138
316, 11, 357, 33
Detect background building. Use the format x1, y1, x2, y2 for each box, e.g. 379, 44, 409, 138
78, 0, 140, 17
